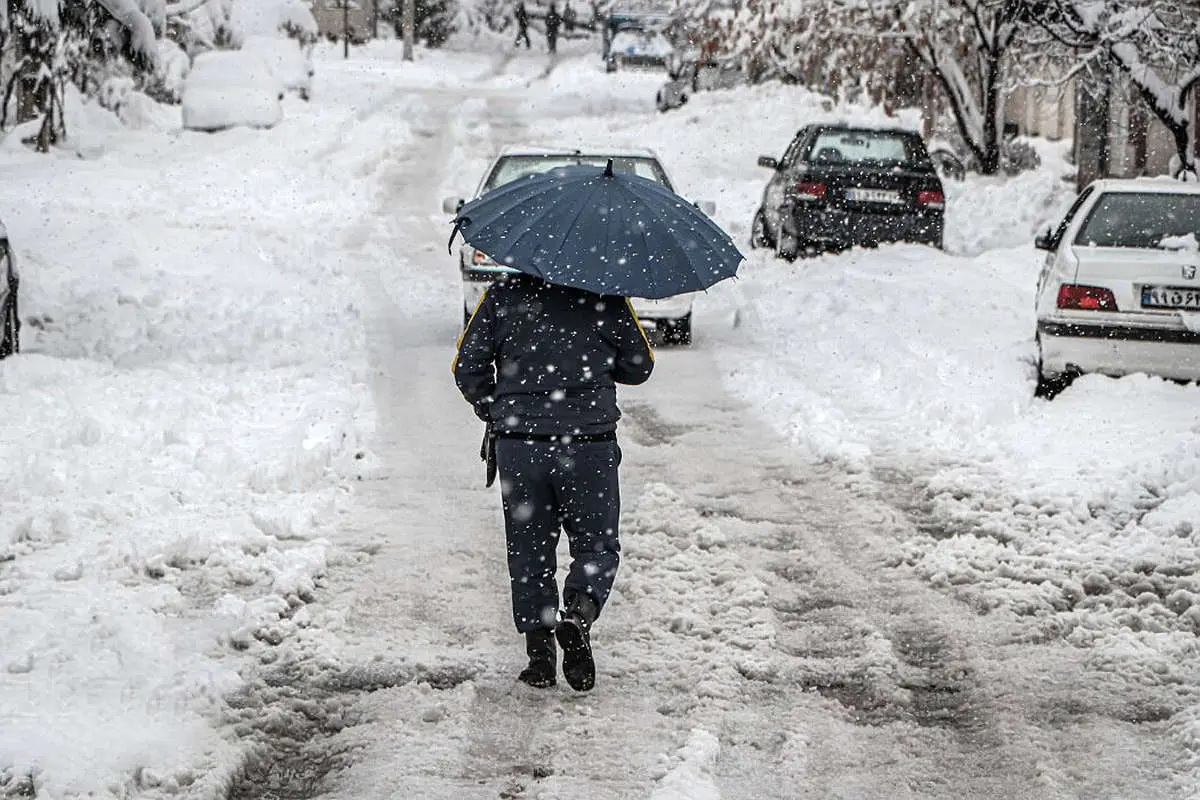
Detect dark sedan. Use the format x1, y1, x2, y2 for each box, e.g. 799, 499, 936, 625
751, 124, 945, 259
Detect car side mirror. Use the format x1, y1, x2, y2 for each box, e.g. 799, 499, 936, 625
442, 197, 464, 215
694, 200, 716, 216
1034, 229, 1057, 251
757, 156, 779, 170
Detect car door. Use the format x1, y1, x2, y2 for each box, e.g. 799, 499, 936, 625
1036, 185, 1095, 297
764, 128, 810, 232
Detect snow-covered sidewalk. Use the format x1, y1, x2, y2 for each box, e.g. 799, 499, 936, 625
0, 52, 414, 795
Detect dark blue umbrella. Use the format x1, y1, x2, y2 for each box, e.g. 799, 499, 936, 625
447, 161, 743, 299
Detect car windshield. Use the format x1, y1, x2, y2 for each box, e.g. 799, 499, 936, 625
1074, 192, 1200, 248
484, 155, 671, 192
806, 130, 930, 168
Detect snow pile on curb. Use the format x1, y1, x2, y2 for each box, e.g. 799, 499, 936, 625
0, 76, 384, 796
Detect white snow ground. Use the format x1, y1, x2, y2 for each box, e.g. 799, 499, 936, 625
1, 33, 1199, 799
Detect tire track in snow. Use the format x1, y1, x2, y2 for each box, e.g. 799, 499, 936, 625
613, 344, 1190, 798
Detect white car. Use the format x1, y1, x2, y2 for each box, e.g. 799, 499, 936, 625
1034, 178, 1200, 396
443, 146, 714, 345
241, 35, 313, 101
0, 221, 19, 359
181, 50, 283, 132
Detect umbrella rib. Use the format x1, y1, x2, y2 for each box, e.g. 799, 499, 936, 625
510, 177, 607, 283
627, 179, 744, 287
621, 181, 700, 295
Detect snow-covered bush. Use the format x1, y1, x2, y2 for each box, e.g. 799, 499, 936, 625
145, 37, 190, 102
229, 0, 318, 46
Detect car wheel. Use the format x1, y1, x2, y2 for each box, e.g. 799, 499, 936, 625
775, 232, 799, 262
1035, 364, 1075, 399
661, 313, 692, 346
750, 209, 772, 250
1034, 338, 1075, 399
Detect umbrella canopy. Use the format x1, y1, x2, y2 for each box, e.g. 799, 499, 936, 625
448, 161, 744, 299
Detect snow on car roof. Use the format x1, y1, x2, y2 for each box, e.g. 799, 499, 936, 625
814, 120, 923, 135
1088, 177, 1200, 195
497, 145, 661, 159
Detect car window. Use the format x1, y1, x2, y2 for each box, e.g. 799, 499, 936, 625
484, 156, 672, 192
1050, 185, 1094, 244
1074, 192, 1200, 248
805, 130, 931, 168
780, 129, 808, 168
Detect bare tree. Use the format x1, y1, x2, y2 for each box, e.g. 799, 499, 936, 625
1028, 0, 1200, 175
867, 0, 1026, 175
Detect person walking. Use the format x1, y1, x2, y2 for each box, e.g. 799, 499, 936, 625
453, 273, 654, 692
513, 0, 531, 49
545, 2, 562, 54
562, 1, 576, 34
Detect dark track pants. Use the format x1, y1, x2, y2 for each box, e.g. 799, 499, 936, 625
495, 438, 622, 633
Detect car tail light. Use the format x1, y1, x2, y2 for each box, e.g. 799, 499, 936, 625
1057, 283, 1118, 311
794, 182, 826, 201
917, 190, 945, 208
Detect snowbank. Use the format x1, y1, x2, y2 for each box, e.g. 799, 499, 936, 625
0, 51, 386, 795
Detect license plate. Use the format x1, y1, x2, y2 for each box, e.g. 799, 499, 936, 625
1142, 285, 1200, 309
845, 188, 902, 204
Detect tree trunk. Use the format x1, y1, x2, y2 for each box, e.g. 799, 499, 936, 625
978, 48, 1002, 175
1075, 69, 1111, 189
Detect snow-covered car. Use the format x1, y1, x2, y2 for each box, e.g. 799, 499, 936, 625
241, 35, 313, 101
181, 50, 284, 132
443, 146, 715, 345
1034, 178, 1200, 396
656, 57, 745, 112
0, 221, 18, 359
751, 122, 945, 259
605, 25, 673, 72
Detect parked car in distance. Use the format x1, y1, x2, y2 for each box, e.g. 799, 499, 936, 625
181, 50, 284, 132
603, 3, 672, 71
1034, 178, 1200, 397
1, 221, 19, 359
750, 123, 946, 259
241, 35, 313, 101
443, 146, 715, 345
606, 27, 673, 71
656, 56, 744, 113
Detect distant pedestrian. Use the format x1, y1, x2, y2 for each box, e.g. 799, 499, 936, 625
453, 274, 654, 692
562, 1, 576, 34
514, 1, 531, 48
545, 2, 562, 53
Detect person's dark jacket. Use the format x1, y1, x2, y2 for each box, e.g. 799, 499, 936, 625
453, 275, 653, 436
545, 5, 561, 35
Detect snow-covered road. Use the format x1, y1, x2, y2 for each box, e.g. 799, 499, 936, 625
3, 36, 1200, 800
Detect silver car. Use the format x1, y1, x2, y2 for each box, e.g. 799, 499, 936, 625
443, 146, 715, 345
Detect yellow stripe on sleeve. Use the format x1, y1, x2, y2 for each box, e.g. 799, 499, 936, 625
452, 289, 490, 372
624, 298, 655, 362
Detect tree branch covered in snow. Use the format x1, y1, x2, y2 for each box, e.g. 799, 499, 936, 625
4, 0, 165, 149
1028, 0, 1200, 173
675, 0, 1027, 174
869, 0, 1024, 175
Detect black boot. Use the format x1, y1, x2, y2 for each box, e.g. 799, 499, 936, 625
518, 630, 557, 688
555, 595, 597, 691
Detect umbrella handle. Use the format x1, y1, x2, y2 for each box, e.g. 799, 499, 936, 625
448, 217, 469, 254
